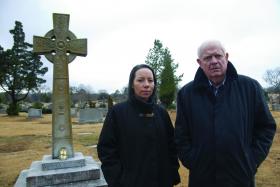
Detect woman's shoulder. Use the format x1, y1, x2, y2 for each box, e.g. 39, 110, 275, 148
111, 101, 130, 112
154, 104, 169, 115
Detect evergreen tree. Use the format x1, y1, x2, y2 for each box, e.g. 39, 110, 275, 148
145, 39, 164, 86
159, 49, 177, 108
145, 39, 183, 106
0, 21, 48, 115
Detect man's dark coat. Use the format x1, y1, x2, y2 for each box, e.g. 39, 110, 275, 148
175, 62, 276, 187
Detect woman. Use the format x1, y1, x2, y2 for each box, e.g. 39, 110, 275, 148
97, 64, 180, 187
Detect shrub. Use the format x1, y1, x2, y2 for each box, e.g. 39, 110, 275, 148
32, 102, 43, 109
42, 108, 52, 114
6, 103, 20, 115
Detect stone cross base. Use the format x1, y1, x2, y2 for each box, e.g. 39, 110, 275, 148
14, 152, 107, 187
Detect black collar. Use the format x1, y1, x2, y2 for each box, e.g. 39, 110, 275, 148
193, 61, 238, 90
128, 95, 154, 114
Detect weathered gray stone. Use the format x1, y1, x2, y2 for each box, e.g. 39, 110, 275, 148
15, 170, 107, 187
268, 93, 280, 104
98, 108, 108, 118
28, 108, 42, 118
272, 104, 280, 111
50, 178, 107, 187
14, 13, 107, 187
79, 108, 104, 123
0, 108, 6, 114
27, 159, 99, 186
42, 152, 86, 171
0, 103, 8, 111
33, 13, 87, 159
71, 108, 78, 117
14, 153, 107, 187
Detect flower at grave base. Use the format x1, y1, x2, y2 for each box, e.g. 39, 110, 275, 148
59, 148, 68, 160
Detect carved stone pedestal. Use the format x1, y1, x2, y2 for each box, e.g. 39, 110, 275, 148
14, 152, 107, 187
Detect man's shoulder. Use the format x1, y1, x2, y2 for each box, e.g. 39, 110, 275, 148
236, 74, 263, 92
179, 81, 194, 93
237, 74, 260, 86
238, 74, 255, 82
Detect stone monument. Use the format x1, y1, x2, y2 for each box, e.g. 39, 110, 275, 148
28, 108, 43, 118
15, 13, 107, 187
79, 108, 104, 123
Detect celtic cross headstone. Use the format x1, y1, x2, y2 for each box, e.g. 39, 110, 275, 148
15, 13, 107, 187
33, 13, 87, 159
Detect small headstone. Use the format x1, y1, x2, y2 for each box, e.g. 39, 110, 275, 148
0, 104, 7, 114
0, 108, 6, 114
98, 108, 108, 117
268, 93, 280, 104
28, 108, 42, 118
71, 108, 78, 117
272, 104, 280, 111
79, 108, 104, 123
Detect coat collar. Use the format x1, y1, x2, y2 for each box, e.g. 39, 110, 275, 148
193, 61, 238, 90
128, 95, 154, 114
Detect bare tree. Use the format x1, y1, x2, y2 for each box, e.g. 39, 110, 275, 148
263, 67, 280, 93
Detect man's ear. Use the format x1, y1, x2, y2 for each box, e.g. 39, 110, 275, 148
197, 59, 201, 66
225, 53, 229, 60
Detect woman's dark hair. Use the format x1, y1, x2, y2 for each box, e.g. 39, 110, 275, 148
128, 64, 157, 102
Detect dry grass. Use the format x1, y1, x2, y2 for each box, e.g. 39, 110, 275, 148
254, 111, 280, 187
0, 111, 279, 187
0, 113, 102, 187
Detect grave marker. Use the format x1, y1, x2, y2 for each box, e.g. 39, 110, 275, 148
15, 13, 107, 187
33, 13, 87, 159
28, 108, 42, 118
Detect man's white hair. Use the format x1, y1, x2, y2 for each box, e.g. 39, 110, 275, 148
197, 40, 226, 58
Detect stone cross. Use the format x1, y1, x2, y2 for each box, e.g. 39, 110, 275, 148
33, 13, 87, 159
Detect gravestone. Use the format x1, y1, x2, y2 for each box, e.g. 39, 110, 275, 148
28, 108, 42, 118
15, 13, 107, 187
0, 104, 7, 114
269, 93, 280, 104
71, 107, 78, 117
0, 109, 6, 114
272, 104, 280, 111
79, 108, 104, 123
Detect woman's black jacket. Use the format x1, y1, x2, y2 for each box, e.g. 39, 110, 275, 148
97, 97, 180, 187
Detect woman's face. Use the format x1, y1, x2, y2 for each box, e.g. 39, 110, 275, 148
133, 68, 155, 101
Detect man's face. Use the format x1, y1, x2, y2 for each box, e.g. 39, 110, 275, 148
197, 44, 228, 84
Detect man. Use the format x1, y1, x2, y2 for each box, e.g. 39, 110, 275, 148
174, 40, 276, 187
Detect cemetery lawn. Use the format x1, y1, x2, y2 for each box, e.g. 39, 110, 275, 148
0, 111, 279, 187
0, 113, 102, 187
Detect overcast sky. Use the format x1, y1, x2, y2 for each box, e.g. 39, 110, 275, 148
1, 0, 280, 93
